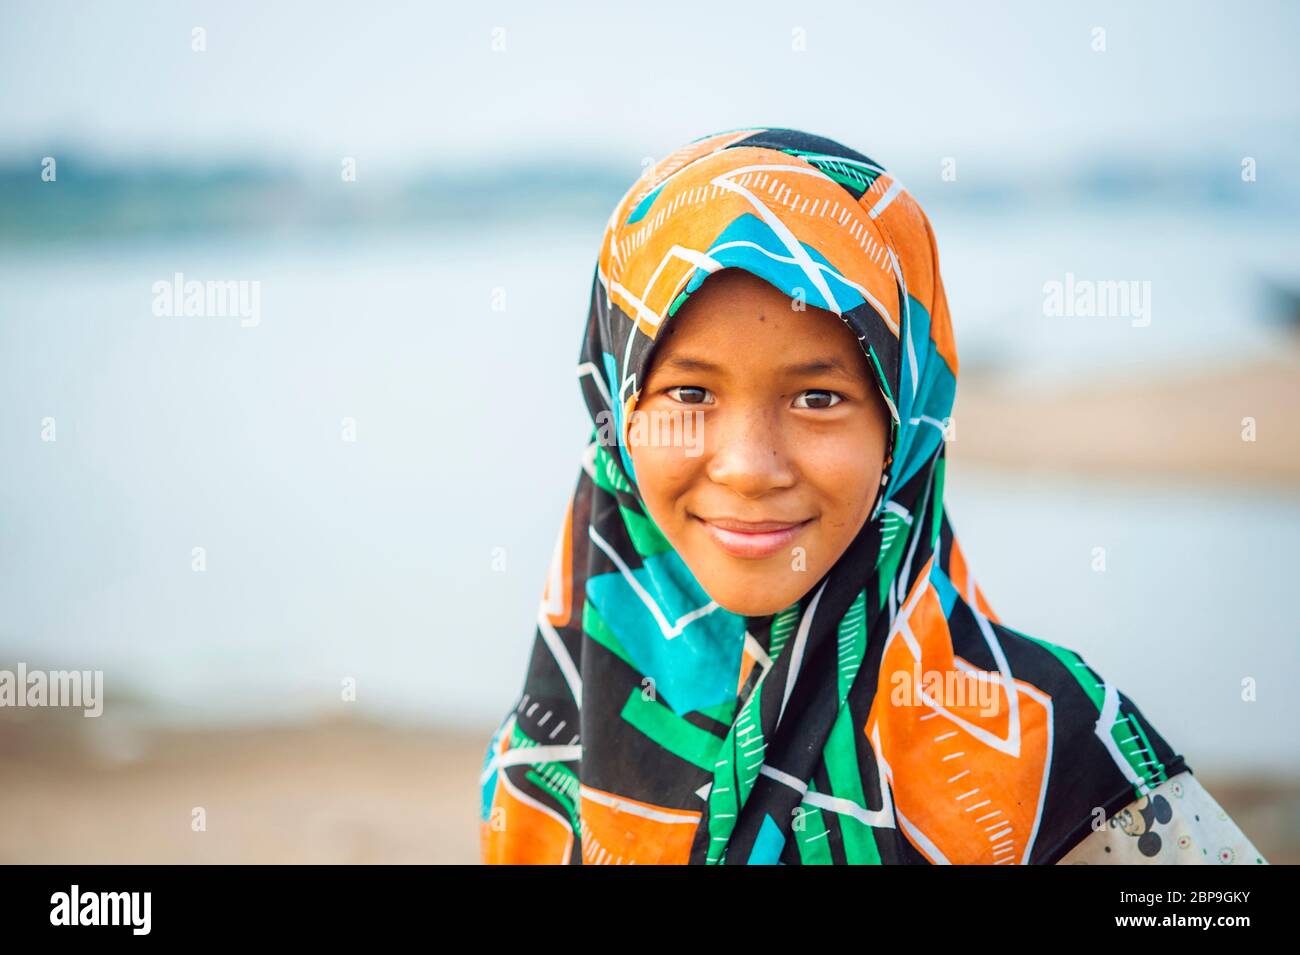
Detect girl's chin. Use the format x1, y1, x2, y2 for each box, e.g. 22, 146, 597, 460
712, 592, 798, 617
691, 566, 807, 617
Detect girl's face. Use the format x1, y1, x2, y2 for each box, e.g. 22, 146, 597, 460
628, 268, 891, 616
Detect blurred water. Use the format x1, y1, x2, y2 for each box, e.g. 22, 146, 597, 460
931, 203, 1300, 384
1, 205, 1297, 777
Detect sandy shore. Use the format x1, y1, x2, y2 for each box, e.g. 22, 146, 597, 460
0, 709, 485, 864
950, 350, 1300, 486
2, 708, 1296, 864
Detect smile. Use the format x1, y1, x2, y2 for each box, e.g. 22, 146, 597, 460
692, 515, 813, 560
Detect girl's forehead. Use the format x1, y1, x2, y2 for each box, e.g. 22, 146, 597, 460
644, 268, 877, 375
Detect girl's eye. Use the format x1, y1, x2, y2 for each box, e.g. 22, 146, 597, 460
667, 386, 713, 405
793, 389, 843, 409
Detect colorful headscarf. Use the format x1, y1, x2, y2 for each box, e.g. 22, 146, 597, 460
480, 127, 1187, 864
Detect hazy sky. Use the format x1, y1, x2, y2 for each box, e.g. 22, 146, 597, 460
2, 0, 1298, 174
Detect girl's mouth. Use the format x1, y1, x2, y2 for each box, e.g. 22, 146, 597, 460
691, 515, 813, 560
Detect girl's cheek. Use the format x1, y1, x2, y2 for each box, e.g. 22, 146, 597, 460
648, 439, 700, 480
632, 445, 694, 507
813, 441, 882, 513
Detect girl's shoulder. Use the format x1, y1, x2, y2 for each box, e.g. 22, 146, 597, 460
1057, 769, 1269, 865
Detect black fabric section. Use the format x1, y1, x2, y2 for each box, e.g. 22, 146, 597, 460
577, 644, 712, 810
887, 826, 935, 865
727, 128, 883, 174
812, 760, 849, 865
682, 709, 731, 737
778, 830, 803, 865
1037, 756, 1191, 865
945, 598, 998, 671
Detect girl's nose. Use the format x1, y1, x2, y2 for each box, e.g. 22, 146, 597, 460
704, 407, 797, 498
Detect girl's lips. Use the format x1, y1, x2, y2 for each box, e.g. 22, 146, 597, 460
693, 515, 812, 560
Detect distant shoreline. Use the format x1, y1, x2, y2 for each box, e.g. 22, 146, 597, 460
951, 349, 1300, 488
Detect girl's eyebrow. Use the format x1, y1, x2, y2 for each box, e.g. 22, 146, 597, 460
782, 357, 860, 381
659, 355, 722, 373
656, 354, 862, 382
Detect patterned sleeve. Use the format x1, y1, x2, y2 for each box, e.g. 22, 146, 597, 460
1057, 770, 1269, 865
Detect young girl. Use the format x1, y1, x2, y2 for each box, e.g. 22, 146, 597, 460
479, 127, 1267, 865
